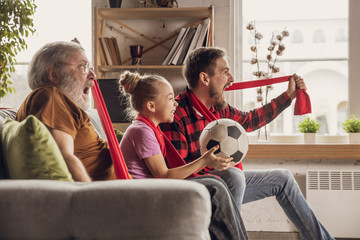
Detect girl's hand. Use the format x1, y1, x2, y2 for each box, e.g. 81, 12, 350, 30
202, 145, 234, 171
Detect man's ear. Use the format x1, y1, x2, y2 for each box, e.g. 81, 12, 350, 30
46, 65, 61, 84
199, 72, 210, 87
145, 101, 156, 113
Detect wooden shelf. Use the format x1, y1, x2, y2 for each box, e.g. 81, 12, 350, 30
247, 144, 360, 160
98, 65, 183, 72
94, 6, 214, 78
97, 7, 213, 19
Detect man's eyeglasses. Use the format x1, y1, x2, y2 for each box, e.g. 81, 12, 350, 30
57, 62, 94, 75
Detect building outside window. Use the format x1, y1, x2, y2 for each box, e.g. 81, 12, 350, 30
242, 0, 348, 137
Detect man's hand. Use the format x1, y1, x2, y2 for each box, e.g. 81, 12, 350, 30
286, 74, 307, 100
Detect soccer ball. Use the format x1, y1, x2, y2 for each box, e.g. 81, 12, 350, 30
199, 118, 249, 164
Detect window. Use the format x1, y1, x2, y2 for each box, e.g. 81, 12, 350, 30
313, 29, 326, 43
291, 30, 303, 43
241, 0, 348, 138
4, 0, 92, 108
335, 28, 348, 42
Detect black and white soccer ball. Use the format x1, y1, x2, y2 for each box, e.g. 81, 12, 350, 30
199, 118, 249, 164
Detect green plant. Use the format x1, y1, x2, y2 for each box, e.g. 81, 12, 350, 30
0, 0, 37, 98
298, 117, 321, 133
342, 115, 360, 133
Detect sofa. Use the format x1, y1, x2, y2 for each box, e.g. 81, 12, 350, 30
0, 109, 211, 240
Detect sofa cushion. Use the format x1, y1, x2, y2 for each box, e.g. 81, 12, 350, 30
1, 115, 73, 181
0, 179, 211, 240
0, 109, 17, 179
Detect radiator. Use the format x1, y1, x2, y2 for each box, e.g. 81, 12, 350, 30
306, 170, 360, 238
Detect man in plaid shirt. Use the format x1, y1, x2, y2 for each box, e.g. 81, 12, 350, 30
161, 47, 334, 239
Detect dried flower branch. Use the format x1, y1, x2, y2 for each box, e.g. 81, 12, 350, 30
246, 21, 289, 106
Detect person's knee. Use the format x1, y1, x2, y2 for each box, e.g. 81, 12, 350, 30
229, 168, 246, 185
191, 176, 229, 196
273, 169, 296, 187
223, 168, 246, 206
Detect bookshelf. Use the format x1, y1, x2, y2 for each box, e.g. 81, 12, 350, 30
94, 6, 214, 78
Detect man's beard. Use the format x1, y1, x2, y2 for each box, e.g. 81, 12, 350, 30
58, 73, 91, 111
209, 83, 228, 109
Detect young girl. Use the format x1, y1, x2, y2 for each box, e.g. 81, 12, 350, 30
119, 71, 234, 179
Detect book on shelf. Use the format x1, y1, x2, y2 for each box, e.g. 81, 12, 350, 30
98, 37, 122, 66
173, 27, 196, 65
162, 18, 211, 66
162, 27, 188, 65
98, 39, 107, 65
183, 22, 204, 62
168, 27, 191, 65
99, 37, 113, 65
106, 37, 119, 65
183, 18, 211, 62
111, 37, 122, 65
195, 18, 210, 49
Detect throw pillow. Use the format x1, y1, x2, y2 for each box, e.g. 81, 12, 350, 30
1, 115, 73, 181
114, 128, 124, 144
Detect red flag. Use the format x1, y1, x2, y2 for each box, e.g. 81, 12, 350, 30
91, 80, 130, 179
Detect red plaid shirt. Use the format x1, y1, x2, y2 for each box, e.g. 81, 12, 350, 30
160, 87, 291, 173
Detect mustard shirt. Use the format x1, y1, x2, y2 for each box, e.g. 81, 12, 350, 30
16, 86, 116, 180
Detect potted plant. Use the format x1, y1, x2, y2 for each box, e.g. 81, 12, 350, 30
0, 0, 36, 99
298, 117, 321, 143
342, 115, 360, 144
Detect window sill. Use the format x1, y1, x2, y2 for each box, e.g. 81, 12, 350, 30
247, 144, 360, 160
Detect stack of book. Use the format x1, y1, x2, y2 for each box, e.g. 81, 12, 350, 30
162, 18, 210, 66
98, 37, 122, 66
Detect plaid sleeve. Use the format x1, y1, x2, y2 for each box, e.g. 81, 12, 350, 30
220, 92, 291, 132
161, 121, 190, 160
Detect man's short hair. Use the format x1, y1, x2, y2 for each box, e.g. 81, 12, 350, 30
182, 47, 226, 88
28, 41, 85, 90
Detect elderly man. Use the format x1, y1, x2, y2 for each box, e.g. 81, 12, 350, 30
16, 41, 249, 240
160, 47, 334, 240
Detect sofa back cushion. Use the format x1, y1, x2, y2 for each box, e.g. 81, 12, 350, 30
0, 109, 17, 179
1, 115, 73, 181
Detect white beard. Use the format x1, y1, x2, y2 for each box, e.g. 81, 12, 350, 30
58, 73, 92, 111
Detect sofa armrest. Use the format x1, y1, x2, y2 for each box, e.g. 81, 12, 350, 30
0, 179, 211, 240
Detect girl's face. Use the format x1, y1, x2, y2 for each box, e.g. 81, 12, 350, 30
154, 82, 178, 123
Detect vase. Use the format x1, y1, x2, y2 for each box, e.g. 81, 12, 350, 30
349, 133, 360, 144
304, 133, 316, 144
257, 125, 270, 142
129, 45, 143, 65
156, 0, 178, 8
109, 0, 122, 8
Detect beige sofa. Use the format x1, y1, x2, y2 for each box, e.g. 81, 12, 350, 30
0, 109, 211, 240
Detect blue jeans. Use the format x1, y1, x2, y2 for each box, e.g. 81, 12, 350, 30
210, 168, 334, 240
189, 175, 248, 240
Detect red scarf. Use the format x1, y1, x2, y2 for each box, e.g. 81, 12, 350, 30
225, 75, 312, 115
135, 114, 199, 179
